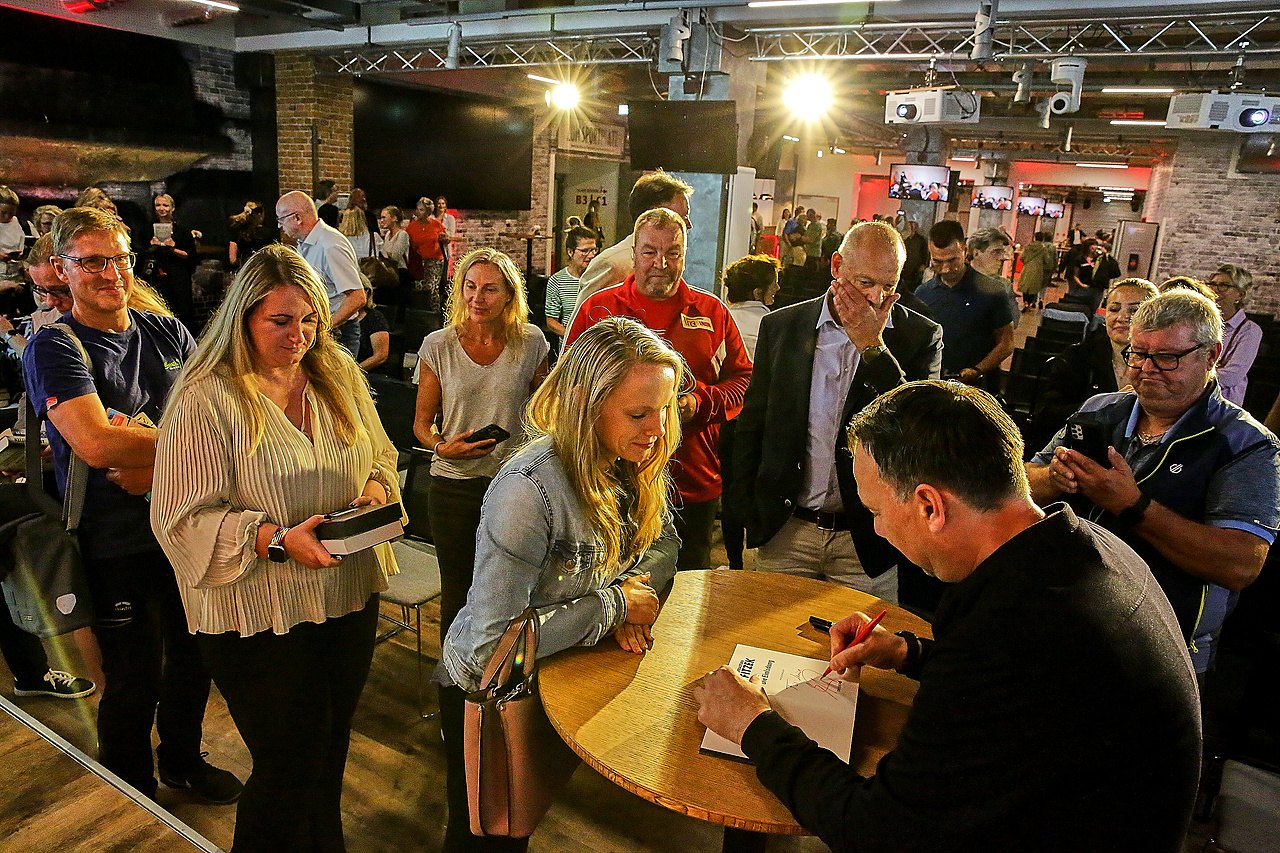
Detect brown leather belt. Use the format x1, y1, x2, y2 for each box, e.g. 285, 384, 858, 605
792, 507, 850, 531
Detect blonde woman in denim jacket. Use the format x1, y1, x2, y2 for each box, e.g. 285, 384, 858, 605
438, 317, 684, 852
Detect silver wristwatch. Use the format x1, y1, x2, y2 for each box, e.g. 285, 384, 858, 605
268, 526, 291, 563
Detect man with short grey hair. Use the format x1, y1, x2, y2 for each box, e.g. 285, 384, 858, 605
275, 190, 366, 355
1028, 289, 1280, 675
727, 221, 943, 608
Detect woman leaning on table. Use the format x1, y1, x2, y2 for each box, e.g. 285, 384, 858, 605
413, 247, 549, 642
438, 316, 683, 852
150, 244, 402, 853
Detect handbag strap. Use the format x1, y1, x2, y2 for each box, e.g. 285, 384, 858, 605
477, 608, 539, 692
26, 323, 92, 532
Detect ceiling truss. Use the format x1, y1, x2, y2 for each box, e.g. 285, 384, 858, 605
748, 11, 1280, 62
331, 34, 656, 73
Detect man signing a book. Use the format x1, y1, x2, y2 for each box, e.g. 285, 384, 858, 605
694, 380, 1201, 852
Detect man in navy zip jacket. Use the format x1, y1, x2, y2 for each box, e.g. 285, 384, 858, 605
1027, 289, 1280, 675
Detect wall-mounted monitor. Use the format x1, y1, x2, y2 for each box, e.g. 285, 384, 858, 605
1043, 202, 1065, 219
628, 100, 739, 174
970, 185, 1014, 210
887, 164, 952, 201
1016, 196, 1047, 216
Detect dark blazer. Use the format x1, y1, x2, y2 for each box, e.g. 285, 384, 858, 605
726, 294, 943, 582
1030, 329, 1118, 451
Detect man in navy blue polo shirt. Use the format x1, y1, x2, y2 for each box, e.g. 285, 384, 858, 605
916, 220, 1016, 390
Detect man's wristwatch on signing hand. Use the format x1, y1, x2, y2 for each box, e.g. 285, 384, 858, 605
1116, 493, 1151, 527
267, 526, 291, 563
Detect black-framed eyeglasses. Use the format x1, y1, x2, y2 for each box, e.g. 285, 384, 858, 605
1121, 343, 1206, 371
276, 211, 300, 225
31, 283, 72, 299
56, 253, 136, 274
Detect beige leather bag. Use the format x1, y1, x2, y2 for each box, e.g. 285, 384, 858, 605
464, 609, 580, 838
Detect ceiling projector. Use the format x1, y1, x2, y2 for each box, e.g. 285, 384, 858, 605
1166, 91, 1280, 132
885, 88, 982, 125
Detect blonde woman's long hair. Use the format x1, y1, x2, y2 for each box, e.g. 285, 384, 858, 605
446, 247, 530, 347
524, 317, 683, 571
338, 207, 368, 237
162, 244, 365, 451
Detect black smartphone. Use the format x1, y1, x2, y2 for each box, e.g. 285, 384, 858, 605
469, 423, 511, 444
1064, 415, 1112, 467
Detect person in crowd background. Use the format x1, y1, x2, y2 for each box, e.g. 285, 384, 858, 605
32, 204, 63, 236
152, 244, 401, 852
338, 207, 373, 259
228, 201, 272, 271
917, 219, 1016, 390
1018, 230, 1056, 311
699, 379, 1202, 853
22, 206, 241, 804
144, 193, 197, 332
413, 247, 549, 642
897, 219, 929, 294
1031, 278, 1159, 450
355, 278, 390, 373
406, 196, 447, 310
314, 179, 340, 228
378, 205, 410, 285
568, 207, 752, 571
967, 227, 1019, 317
275, 191, 366, 356
544, 225, 599, 342
1160, 275, 1217, 299
438, 316, 682, 853
723, 253, 780, 360
349, 187, 379, 238
1207, 264, 1262, 407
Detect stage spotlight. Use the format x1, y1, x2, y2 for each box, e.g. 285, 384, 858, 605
783, 73, 834, 120
550, 83, 579, 110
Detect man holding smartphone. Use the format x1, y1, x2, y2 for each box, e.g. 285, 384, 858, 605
1026, 289, 1280, 677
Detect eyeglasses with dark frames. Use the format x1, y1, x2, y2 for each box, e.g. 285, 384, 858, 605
1121, 343, 1206, 371
276, 211, 301, 225
31, 283, 72, 299
56, 253, 137, 274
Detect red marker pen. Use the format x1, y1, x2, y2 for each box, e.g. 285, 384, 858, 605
822, 609, 888, 679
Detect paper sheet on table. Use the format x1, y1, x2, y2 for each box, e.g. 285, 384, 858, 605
700, 644, 859, 763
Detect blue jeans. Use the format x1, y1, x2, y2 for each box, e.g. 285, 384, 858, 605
334, 317, 361, 356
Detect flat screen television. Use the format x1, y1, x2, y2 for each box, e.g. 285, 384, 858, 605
970, 185, 1014, 210
1016, 196, 1047, 216
1043, 202, 1065, 219
628, 100, 739, 174
354, 79, 534, 210
887, 165, 952, 201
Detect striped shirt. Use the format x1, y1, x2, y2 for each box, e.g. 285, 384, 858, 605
545, 267, 581, 328
150, 370, 402, 636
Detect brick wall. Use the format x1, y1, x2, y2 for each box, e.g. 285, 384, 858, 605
274, 52, 353, 197
182, 44, 252, 172
1148, 134, 1280, 317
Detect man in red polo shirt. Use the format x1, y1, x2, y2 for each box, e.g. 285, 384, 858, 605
567, 207, 753, 570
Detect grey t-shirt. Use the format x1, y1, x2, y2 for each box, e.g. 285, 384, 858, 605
416, 323, 549, 480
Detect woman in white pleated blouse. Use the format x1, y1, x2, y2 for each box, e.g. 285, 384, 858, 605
151, 244, 402, 853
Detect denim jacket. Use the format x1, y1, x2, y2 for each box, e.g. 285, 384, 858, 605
441, 436, 680, 692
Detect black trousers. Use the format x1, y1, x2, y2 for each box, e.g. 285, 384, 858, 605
674, 497, 719, 571
198, 595, 379, 853
439, 683, 531, 853
0, 604, 51, 686
428, 475, 491, 642
85, 548, 211, 797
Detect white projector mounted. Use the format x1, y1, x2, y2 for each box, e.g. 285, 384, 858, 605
885, 88, 982, 125
1166, 91, 1280, 132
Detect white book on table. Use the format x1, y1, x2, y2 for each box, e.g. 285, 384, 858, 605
699, 644, 859, 763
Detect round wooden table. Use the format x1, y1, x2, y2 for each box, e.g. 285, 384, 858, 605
540, 569, 932, 843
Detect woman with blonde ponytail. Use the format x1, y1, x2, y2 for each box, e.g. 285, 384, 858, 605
437, 316, 684, 852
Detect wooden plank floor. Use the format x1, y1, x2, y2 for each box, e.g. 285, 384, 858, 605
0, 594, 827, 852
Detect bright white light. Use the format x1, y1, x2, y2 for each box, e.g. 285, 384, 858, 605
832, 146, 846, 154
550, 83, 579, 110
816, 149, 823, 157
782, 134, 800, 142
783, 73, 834, 120
1101, 87, 1176, 94
192, 0, 239, 9
1076, 162, 1129, 169
1099, 186, 1136, 191
618, 104, 629, 116
949, 156, 977, 162
1110, 119, 1166, 126
527, 73, 559, 85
